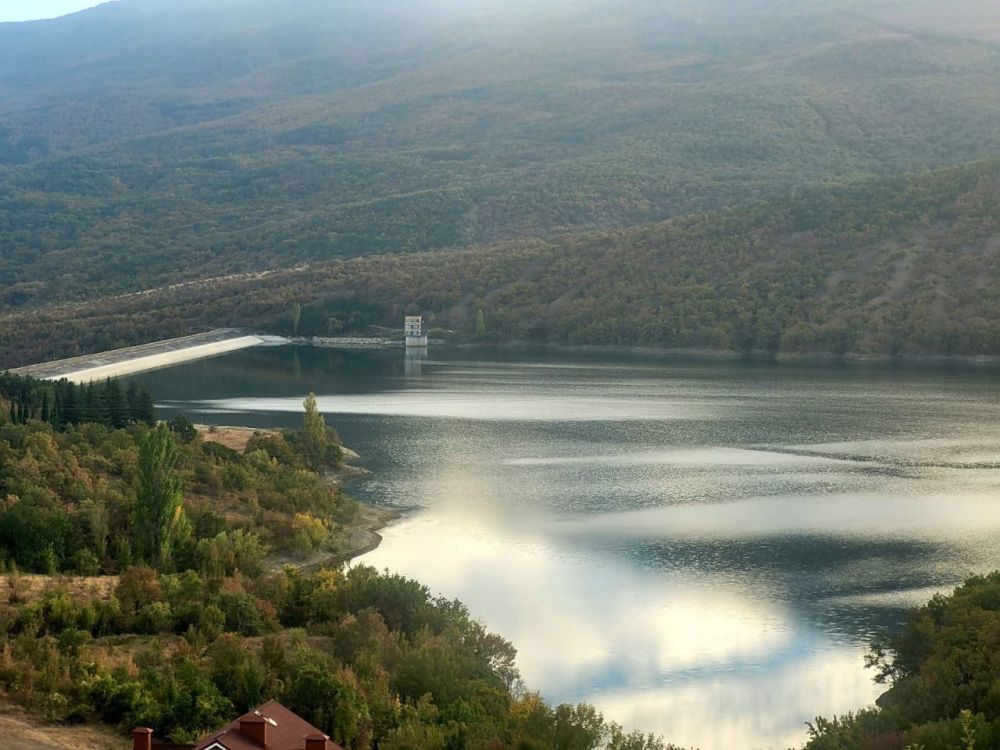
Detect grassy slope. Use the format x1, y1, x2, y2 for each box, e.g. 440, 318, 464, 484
0, 0, 999, 308
1, 157, 997, 366
0, 705, 122, 750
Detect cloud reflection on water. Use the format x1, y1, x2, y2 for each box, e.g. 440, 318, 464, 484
185, 393, 719, 421
503, 447, 852, 467
596, 649, 878, 750
552, 490, 1000, 539
363, 509, 880, 749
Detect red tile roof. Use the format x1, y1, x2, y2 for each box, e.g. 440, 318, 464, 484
191, 700, 343, 750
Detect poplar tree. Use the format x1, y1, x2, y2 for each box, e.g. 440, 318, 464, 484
134, 424, 189, 568
302, 393, 327, 470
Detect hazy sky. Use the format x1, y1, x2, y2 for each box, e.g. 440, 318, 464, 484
0, 0, 108, 23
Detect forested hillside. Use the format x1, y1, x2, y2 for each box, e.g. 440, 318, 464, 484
1, 0, 999, 311
2, 158, 998, 366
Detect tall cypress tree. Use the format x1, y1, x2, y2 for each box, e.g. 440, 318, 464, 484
126, 382, 141, 422
61, 382, 80, 426
40, 391, 51, 424
136, 388, 156, 426
52, 388, 63, 429
82, 385, 94, 424
84, 382, 109, 425
105, 378, 129, 428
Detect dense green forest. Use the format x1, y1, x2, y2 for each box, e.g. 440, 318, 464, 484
0, 563, 677, 749
0, 0, 999, 310
2, 157, 998, 367
0, 372, 155, 429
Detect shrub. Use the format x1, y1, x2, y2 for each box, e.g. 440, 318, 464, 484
135, 602, 174, 634
168, 415, 198, 444
216, 591, 275, 636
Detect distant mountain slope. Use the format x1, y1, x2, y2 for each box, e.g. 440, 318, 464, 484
0, 0, 999, 309
3, 158, 997, 366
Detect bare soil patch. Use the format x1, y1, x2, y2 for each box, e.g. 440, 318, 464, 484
196, 424, 278, 452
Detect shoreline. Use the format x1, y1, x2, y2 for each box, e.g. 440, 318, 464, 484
198, 425, 400, 571
266, 500, 400, 574
463, 340, 1000, 366
12, 331, 1000, 383
312, 444, 402, 569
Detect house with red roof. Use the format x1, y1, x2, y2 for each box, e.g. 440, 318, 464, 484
132, 699, 343, 750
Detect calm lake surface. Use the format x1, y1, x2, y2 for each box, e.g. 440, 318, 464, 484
130, 346, 1000, 750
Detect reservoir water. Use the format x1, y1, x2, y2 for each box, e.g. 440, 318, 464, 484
130, 346, 1000, 750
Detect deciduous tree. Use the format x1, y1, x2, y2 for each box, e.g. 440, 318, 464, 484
134, 424, 189, 568
302, 393, 327, 471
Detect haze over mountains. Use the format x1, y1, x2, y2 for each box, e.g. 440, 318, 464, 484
0, 0, 999, 358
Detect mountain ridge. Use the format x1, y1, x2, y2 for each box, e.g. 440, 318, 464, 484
1, 0, 999, 312
1, 156, 997, 366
